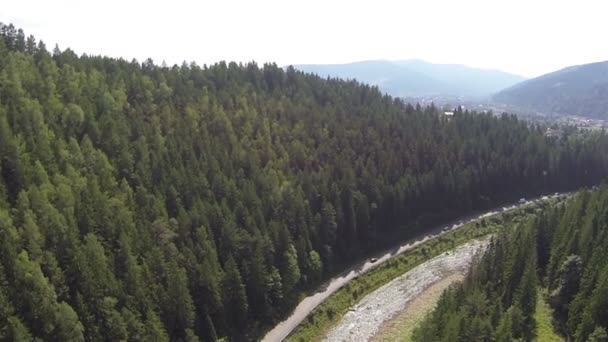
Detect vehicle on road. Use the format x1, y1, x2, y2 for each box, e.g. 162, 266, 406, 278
261, 192, 567, 342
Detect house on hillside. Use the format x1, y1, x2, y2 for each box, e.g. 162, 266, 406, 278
545, 128, 563, 139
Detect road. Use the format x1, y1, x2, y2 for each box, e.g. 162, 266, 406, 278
261, 193, 563, 342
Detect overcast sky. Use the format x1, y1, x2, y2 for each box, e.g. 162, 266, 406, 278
2, 0, 607, 77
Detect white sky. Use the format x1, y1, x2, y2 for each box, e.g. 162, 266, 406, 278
1, 0, 607, 77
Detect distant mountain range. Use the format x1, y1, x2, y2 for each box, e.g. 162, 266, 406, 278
292, 60, 526, 98
493, 61, 608, 119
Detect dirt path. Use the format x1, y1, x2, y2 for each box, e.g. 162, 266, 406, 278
322, 240, 488, 342
370, 273, 465, 342
262, 193, 564, 342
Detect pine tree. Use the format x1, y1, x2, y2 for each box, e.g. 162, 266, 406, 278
2, 23, 608, 341
163, 262, 196, 341
306, 250, 323, 284
588, 326, 608, 342
222, 255, 248, 333
13, 251, 84, 341
549, 255, 582, 322
6, 316, 33, 342
280, 244, 301, 299
495, 308, 513, 342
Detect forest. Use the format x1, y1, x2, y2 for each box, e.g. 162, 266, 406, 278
1, 23, 608, 341
413, 186, 608, 342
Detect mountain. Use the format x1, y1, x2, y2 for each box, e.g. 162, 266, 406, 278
1, 23, 608, 342
292, 60, 526, 98
494, 61, 608, 119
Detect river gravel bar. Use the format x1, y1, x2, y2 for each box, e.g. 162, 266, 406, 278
323, 239, 489, 342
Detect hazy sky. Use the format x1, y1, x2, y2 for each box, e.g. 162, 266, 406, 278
2, 0, 607, 77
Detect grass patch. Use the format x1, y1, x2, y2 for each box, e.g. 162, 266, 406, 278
286, 203, 543, 342
535, 288, 564, 342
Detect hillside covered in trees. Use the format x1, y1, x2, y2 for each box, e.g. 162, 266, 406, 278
493, 61, 608, 119
413, 186, 608, 341
0, 23, 608, 341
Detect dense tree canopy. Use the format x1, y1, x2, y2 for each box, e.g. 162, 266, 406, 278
413, 214, 540, 341
414, 186, 608, 342
0, 23, 607, 340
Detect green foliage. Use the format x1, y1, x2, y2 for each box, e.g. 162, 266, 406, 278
306, 250, 323, 284
289, 204, 533, 341
495, 308, 514, 342
549, 255, 582, 323
588, 326, 608, 342
1, 23, 608, 341
6, 316, 33, 342
223, 255, 249, 335
13, 251, 84, 341
280, 244, 301, 297
413, 219, 541, 341
415, 187, 608, 342
534, 289, 564, 342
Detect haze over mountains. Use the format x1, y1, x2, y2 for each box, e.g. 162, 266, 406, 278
494, 61, 608, 119
294, 59, 608, 121
293, 60, 526, 98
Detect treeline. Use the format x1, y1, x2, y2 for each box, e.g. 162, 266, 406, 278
413, 186, 608, 341
412, 209, 541, 341
0, 22, 608, 341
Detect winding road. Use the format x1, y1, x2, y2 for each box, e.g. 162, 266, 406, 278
261, 193, 564, 342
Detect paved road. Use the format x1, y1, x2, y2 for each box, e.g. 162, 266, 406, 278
261, 193, 563, 342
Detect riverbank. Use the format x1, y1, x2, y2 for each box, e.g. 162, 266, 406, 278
283, 194, 565, 341
324, 240, 488, 341
370, 273, 464, 342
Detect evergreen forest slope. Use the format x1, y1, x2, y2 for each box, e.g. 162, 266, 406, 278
413, 186, 608, 342
494, 61, 608, 119
0, 23, 607, 341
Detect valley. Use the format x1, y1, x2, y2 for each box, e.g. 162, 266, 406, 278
280, 193, 566, 341
0, 8, 607, 341
323, 239, 488, 342
411, 187, 608, 341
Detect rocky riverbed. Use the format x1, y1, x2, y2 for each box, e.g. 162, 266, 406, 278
322, 239, 489, 342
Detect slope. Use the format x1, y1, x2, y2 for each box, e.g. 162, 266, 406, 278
413, 186, 608, 342
293, 60, 444, 97
0, 23, 607, 341
493, 61, 608, 119
398, 59, 526, 97
294, 60, 525, 98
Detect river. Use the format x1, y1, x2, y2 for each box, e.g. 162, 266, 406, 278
261, 193, 563, 342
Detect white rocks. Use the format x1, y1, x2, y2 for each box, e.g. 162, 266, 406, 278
323, 240, 489, 342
